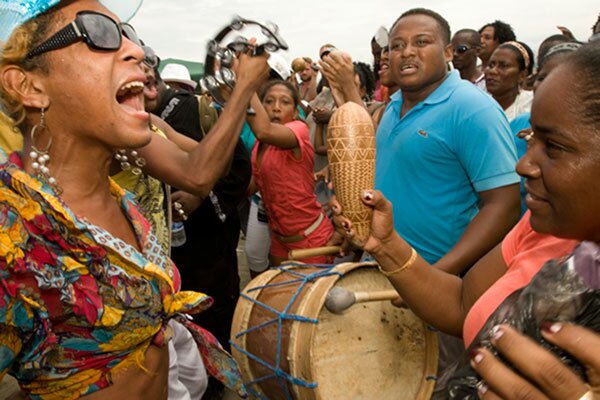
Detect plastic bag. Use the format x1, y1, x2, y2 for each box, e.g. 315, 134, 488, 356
440, 241, 600, 399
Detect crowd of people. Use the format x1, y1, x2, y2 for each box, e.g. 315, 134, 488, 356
0, 0, 599, 399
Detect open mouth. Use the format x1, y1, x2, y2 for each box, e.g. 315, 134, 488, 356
399, 63, 418, 74
379, 64, 389, 77
116, 81, 146, 115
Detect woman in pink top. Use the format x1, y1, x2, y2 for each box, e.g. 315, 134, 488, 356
332, 43, 600, 398
248, 80, 334, 266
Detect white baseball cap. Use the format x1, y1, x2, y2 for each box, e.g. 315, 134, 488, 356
161, 63, 198, 90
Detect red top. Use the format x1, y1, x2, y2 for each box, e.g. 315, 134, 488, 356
462, 211, 578, 347
252, 120, 323, 236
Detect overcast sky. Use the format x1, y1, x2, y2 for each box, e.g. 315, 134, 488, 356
131, 0, 598, 66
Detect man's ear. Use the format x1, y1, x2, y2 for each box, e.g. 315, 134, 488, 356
0, 66, 50, 110
443, 43, 453, 64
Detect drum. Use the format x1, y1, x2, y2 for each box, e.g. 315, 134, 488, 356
231, 261, 439, 399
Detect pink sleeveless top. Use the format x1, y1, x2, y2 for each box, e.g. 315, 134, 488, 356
463, 211, 578, 347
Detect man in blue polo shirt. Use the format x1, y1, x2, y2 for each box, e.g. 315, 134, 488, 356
320, 7, 521, 379
375, 8, 521, 275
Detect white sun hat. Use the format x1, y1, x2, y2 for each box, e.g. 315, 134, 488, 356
161, 63, 198, 90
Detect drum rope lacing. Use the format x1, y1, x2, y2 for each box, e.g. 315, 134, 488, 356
231, 263, 342, 400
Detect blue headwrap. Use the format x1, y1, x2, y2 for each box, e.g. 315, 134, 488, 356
0, 0, 142, 43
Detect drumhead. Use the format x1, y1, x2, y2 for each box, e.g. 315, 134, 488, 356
307, 264, 437, 399
232, 261, 438, 400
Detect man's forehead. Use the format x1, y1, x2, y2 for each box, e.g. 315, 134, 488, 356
453, 32, 476, 43
391, 15, 440, 37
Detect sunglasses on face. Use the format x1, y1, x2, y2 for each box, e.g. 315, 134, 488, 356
27, 11, 141, 59
453, 44, 478, 54
143, 46, 160, 68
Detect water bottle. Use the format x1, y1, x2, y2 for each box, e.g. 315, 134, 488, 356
171, 221, 187, 247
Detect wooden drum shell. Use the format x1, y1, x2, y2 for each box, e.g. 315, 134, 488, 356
231, 262, 439, 400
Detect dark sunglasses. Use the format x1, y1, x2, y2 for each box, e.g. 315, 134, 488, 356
27, 11, 141, 59
143, 46, 160, 68
453, 44, 478, 54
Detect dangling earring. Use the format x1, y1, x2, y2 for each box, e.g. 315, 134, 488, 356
114, 149, 147, 176
30, 108, 62, 194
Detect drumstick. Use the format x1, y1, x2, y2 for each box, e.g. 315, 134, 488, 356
325, 287, 399, 314
287, 246, 342, 260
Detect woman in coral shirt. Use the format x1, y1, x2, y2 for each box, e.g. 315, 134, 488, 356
247, 80, 334, 266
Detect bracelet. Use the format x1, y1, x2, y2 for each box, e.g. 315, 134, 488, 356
378, 247, 417, 277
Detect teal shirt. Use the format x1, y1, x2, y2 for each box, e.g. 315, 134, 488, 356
375, 71, 519, 264
510, 112, 532, 216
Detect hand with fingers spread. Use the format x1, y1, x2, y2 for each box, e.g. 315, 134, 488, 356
471, 324, 600, 399
313, 165, 330, 184
556, 25, 576, 40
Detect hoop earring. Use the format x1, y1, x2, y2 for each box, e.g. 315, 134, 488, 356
114, 149, 147, 176
30, 108, 62, 194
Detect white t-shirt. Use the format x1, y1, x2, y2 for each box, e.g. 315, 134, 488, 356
505, 90, 534, 121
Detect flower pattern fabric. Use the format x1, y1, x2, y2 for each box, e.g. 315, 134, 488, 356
0, 152, 247, 399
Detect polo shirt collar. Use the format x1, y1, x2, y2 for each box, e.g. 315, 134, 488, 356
390, 70, 461, 106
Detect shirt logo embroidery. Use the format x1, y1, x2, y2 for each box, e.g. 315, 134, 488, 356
418, 129, 428, 138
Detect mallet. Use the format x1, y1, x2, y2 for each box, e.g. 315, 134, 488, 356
324, 286, 399, 314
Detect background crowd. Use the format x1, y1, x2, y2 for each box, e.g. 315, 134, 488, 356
0, 1, 599, 399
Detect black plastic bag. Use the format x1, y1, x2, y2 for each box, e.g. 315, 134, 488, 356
440, 241, 600, 399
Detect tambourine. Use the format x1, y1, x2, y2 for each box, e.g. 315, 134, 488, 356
200, 16, 289, 109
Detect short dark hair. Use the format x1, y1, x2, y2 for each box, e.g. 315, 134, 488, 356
353, 61, 376, 99
479, 20, 516, 43
499, 41, 535, 74
259, 79, 300, 108
537, 34, 574, 66
453, 29, 481, 46
391, 8, 451, 45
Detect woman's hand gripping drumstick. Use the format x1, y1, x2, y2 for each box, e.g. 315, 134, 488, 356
325, 287, 400, 313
